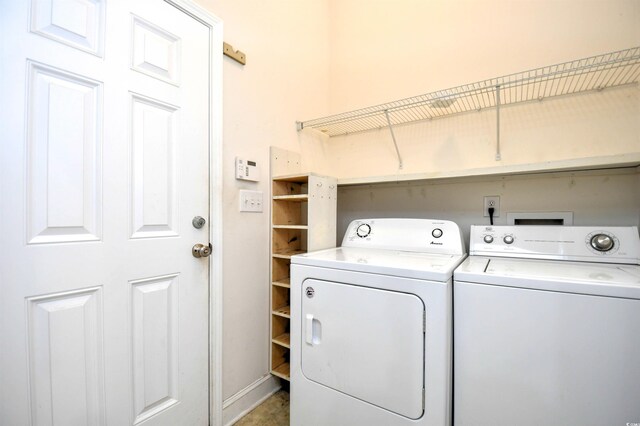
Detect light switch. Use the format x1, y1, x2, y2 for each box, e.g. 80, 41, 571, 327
239, 190, 263, 212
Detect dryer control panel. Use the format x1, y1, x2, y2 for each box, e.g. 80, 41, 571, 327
470, 225, 640, 264
342, 218, 466, 255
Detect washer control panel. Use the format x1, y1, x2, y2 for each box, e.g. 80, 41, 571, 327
470, 225, 640, 264
355, 223, 372, 238
342, 218, 465, 255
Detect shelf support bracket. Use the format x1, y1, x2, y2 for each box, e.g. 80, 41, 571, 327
384, 110, 403, 169
495, 85, 501, 161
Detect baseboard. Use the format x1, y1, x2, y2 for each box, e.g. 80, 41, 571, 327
223, 374, 281, 426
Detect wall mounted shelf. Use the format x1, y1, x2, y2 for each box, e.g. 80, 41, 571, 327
297, 47, 640, 138
335, 153, 640, 187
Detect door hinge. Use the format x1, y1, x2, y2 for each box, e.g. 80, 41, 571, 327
423, 311, 426, 333
422, 388, 425, 410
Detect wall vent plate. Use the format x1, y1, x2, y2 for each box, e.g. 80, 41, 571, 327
506, 212, 574, 225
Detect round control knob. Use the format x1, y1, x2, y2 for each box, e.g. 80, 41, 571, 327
503, 235, 514, 245
432, 228, 443, 238
590, 234, 614, 252
356, 223, 371, 238
483, 235, 494, 244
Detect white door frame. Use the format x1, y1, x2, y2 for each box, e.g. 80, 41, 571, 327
163, 1, 224, 425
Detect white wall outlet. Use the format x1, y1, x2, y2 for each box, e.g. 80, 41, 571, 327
239, 190, 263, 212
483, 196, 500, 217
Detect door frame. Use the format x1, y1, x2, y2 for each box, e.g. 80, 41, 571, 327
163, 1, 224, 425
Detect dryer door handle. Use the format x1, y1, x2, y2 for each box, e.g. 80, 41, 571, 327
305, 314, 314, 344
305, 314, 322, 345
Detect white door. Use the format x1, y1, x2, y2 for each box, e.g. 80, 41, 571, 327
1, 1, 212, 424
301, 279, 425, 419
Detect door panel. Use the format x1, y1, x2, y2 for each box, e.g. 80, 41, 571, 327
131, 15, 181, 85
130, 274, 179, 424
30, 0, 105, 56
301, 279, 425, 419
130, 93, 179, 239
1, 1, 211, 424
27, 288, 105, 426
26, 61, 103, 244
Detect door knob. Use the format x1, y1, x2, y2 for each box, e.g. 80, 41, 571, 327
192, 243, 211, 258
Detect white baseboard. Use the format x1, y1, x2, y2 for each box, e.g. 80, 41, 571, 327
223, 374, 281, 426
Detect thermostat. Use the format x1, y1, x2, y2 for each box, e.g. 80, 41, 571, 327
235, 157, 259, 182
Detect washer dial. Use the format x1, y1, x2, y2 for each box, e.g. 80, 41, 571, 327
590, 234, 614, 252
483, 235, 494, 244
356, 223, 371, 238
432, 228, 443, 238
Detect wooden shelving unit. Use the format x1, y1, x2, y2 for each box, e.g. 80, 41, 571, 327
269, 171, 337, 381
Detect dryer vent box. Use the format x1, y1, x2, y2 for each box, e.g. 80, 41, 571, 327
506, 212, 574, 226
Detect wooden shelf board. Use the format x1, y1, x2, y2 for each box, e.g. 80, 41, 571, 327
272, 249, 305, 259
272, 278, 291, 288
271, 362, 290, 381
272, 173, 311, 183
336, 154, 640, 187
272, 333, 290, 348
272, 224, 308, 230
272, 305, 291, 318
273, 194, 309, 202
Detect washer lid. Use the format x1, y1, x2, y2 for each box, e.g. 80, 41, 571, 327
293, 247, 466, 281
455, 256, 640, 299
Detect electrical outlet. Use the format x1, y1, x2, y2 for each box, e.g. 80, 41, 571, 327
483, 196, 500, 217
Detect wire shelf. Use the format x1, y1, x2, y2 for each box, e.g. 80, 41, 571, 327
298, 47, 640, 137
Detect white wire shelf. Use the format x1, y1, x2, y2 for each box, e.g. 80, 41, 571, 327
297, 47, 640, 137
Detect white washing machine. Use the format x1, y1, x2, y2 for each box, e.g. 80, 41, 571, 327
290, 218, 467, 426
454, 225, 640, 426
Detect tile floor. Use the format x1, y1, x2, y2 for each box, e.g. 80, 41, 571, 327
235, 390, 290, 426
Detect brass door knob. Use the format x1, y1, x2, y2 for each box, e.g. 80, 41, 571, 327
192, 243, 211, 258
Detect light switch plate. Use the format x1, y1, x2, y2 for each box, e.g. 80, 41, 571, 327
239, 190, 263, 212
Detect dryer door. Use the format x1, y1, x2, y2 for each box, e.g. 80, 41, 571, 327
301, 278, 425, 419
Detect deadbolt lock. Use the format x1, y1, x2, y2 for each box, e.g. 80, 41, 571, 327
192, 243, 211, 258
192, 216, 206, 229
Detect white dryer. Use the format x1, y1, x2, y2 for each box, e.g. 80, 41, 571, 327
290, 218, 466, 426
454, 225, 640, 426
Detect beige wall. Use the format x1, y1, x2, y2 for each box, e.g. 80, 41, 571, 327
328, 0, 640, 111
318, 0, 640, 181
337, 168, 640, 248
194, 0, 330, 420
